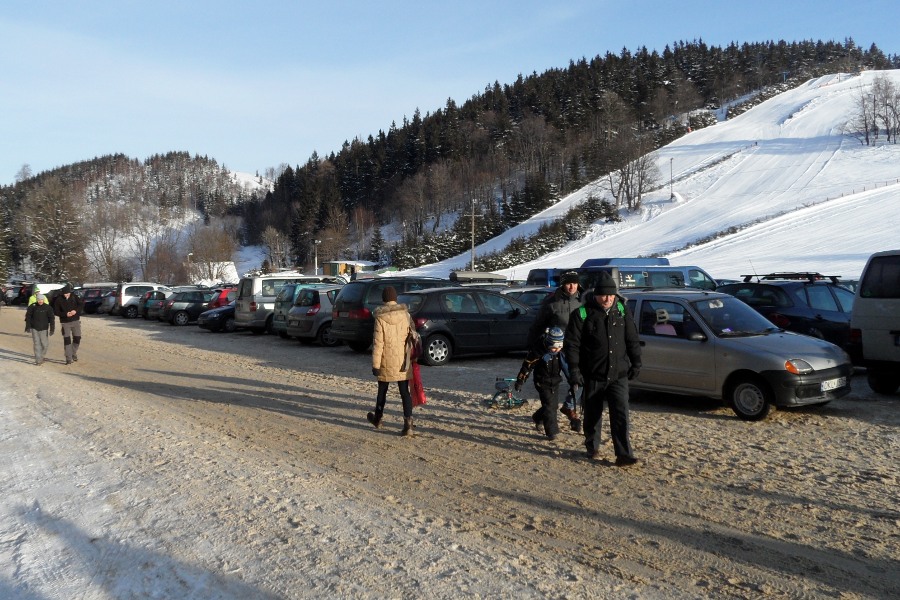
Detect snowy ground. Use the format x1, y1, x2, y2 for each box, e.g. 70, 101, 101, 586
1, 307, 898, 598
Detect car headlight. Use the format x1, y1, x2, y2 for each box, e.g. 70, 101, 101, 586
785, 359, 813, 375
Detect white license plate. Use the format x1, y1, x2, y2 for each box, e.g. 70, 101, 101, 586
821, 377, 846, 392
274, 315, 285, 321
339, 311, 349, 317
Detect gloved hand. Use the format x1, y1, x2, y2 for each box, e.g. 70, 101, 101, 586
50, 329, 55, 336
372, 367, 379, 377
25, 328, 31, 334
627, 367, 640, 380
514, 379, 523, 392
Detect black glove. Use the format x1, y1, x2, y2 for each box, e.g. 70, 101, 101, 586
50, 329, 55, 336
514, 379, 523, 392
628, 367, 640, 380
25, 328, 31, 334
372, 367, 379, 377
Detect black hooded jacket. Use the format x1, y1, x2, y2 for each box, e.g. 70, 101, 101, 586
564, 293, 641, 386
53, 284, 84, 323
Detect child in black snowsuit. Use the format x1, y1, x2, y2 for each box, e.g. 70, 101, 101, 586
515, 327, 576, 441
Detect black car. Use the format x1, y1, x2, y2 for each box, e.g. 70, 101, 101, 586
398, 287, 535, 366
717, 273, 855, 353
331, 277, 457, 352
198, 301, 237, 333
81, 287, 112, 314
161, 290, 218, 325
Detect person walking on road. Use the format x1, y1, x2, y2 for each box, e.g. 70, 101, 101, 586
515, 327, 575, 442
528, 270, 583, 431
565, 271, 642, 466
53, 283, 84, 365
25, 293, 56, 366
368, 286, 416, 436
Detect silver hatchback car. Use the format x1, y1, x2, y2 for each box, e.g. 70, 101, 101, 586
286, 285, 344, 346
620, 289, 853, 421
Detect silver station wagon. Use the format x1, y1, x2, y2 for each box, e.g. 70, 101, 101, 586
620, 289, 853, 421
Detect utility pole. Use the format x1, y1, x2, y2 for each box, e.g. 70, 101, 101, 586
313, 239, 321, 275
669, 157, 674, 200
470, 199, 476, 271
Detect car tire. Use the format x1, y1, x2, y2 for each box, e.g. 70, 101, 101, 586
867, 368, 900, 395
317, 323, 341, 347
278, 331, 289, 339
422, 334, 452, 366
348, 341, 370, 353
124, 305, 139, 319
172, 311, 190, 326
264, 316, 274, 335
223, 317, 236, 333
727, 376, 773, 421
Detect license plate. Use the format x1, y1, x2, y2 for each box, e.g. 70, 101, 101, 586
821, 377, 846, 392
339, 311, 349, 317
274, 315, 285, 321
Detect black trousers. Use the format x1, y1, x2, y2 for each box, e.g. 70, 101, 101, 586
583, 377, 634, 459
375, 380, 413, 418
531, 379, 561, 438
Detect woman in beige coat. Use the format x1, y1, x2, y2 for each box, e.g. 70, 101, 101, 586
368, 286, 416, 435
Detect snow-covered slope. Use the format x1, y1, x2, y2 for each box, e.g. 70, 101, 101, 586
403, 70, 900, 281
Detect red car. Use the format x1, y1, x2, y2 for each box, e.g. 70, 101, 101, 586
206, 286, 237, 309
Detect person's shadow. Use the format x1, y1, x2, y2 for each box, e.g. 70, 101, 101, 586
17, 505, 280, 599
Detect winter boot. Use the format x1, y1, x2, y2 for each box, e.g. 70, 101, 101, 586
366, 410, 383, 429
400, 417, 414, 437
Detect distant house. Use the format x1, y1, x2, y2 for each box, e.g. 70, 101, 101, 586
321, 260, 378, 279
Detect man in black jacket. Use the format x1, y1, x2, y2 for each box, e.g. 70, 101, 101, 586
565, 271, 642, 466
53, 283, 84, 365
25, 293, 56, 365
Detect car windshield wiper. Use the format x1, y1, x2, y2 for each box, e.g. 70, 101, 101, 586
718, 329, 764, 337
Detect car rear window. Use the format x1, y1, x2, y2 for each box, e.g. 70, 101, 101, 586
336, 282, 366, 304
860, 255, 900, 298
397, 294, 425, 312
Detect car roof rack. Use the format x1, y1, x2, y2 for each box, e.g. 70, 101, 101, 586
740, 272, 841, 284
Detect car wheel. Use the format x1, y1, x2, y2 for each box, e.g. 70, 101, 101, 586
727, 376, 773, 421
173, 311, 190, 326
348, 341, 370, 353
423, 334, 452, 366
867, 368, 900, 395
278, 330, 289, 339
223, 317, 236, 333
317, 323, 341, 347
264, 316, 274, 335
124, 305, 139, 319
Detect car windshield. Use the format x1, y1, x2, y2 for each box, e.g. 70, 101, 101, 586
690, 296, 782, 337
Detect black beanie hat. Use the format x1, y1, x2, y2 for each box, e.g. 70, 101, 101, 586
560, 271, 580, 286
592, 271, 617, 295
382, 286, 398, 302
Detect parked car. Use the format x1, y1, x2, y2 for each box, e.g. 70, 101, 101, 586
112, 282, 171, 318
271, 283, 311, 339
81, 287, 113, 314
286, 285, 343, 346
235, 272, 338, 335
331, 277, 457, 352
96, 290, 118, 315
397, 287, 535, 366
717, 272, 855, 353
161, 290, 218, 325
206, 286, 238, 309
500, 286, 554, 309
139, 290, 169, 320
849, 250, 900, 394
198, 301, 237, 333
621, 288, 853, 421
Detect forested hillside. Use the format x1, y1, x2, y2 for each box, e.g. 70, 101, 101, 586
1, 38, 895, 283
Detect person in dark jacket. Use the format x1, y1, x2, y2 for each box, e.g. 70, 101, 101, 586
53, 283, 84, 365
565, 271, 642, 466
515, 327, 574, 442
25, 293, 56, 365
527, 270, 583, 431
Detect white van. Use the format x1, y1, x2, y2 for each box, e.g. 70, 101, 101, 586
849, 250, 900, 394
235, 272, 338, 334
579, 265, 718, 292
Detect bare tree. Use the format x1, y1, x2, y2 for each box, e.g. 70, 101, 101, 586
261, 226, 292, 270
187, 219, 238, 281
127, 204, 161, 279
349, 206, 375, 260
84, 200, 129, 279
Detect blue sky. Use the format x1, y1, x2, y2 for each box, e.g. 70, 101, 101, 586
2, 0, 898, 186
